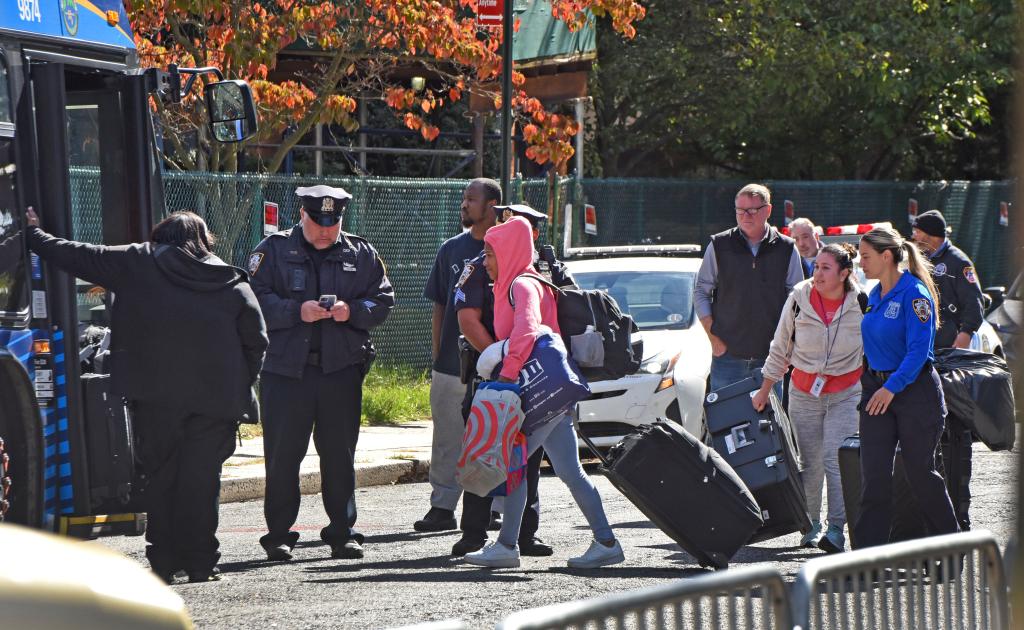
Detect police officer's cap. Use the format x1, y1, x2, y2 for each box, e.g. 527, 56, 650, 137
296, 185, 352, 226
913, 209, 950, 238
494, 204, 547, 228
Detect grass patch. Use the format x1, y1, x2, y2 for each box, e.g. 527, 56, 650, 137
361, 364, 432, 426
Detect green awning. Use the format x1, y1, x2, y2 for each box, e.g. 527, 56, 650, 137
513, 0, 596, 64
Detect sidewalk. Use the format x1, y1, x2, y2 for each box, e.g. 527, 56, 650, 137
219, 421, 433, 503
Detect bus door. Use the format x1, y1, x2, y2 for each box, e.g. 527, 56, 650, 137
22, 52, 161, 531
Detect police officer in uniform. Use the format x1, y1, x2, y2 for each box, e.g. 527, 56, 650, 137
249, 185, 395, 561
450, 202, 574, 556
853, 226, 959, 549
912, 209, 984, 530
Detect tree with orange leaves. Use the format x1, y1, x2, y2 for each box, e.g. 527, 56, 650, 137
127, 0, 645, 174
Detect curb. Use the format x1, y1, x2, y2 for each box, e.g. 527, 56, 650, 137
219, 459, 430, 504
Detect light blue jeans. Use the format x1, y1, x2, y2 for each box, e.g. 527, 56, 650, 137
497, 414, 613, 547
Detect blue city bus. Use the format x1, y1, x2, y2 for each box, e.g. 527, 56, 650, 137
0, 2, 255, 537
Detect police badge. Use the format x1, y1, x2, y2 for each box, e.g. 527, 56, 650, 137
934, 262, 947, 275
912, 298, 931, 323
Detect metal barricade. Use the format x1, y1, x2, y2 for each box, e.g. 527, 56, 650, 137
497, 564, 791, 630
791, 530, 1008, 630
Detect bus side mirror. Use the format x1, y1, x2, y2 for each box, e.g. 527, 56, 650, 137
204, 80, 257, 143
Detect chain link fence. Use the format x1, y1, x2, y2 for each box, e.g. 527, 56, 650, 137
67, 170, 1016, 369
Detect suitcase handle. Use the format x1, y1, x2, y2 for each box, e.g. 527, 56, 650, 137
571, 405, 611, 467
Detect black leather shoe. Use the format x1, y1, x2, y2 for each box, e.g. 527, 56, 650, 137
152, 568, 176, 585
414, 507, 457, 532
187, 567, 222, 583
331, 540, 364, 559
451, 537, 486, 556
519, 536, 554, 557
263, 543, 294, 561
487, 511, 503, 531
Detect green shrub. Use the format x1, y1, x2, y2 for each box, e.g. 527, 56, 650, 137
361, 364, 433, 425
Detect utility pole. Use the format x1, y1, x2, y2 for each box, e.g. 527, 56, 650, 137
500, 0, 513, 200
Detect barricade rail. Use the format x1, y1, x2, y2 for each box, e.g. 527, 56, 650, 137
790, 530, 1008, 630
496, 564, 791, 630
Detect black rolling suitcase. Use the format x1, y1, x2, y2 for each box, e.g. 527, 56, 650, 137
704, 375, 812, 543
81, 373, 138, 512
839, 434, 951, 548
578, 419, 763, 569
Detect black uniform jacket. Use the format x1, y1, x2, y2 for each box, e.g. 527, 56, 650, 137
248, 226, 395, 378
28, 226, 268, 421
930, 240, 984, 349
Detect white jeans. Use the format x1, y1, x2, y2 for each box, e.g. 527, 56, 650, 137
428, 370, 466, 510
788, 383, 861, 528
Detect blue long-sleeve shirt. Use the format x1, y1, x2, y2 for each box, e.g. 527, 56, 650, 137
861, 271, 936, 394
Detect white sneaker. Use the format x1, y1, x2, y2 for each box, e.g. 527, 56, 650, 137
567, 539, 625, 569
464, 541, 520, 568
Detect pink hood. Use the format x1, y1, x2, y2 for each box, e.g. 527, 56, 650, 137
484, 217, 559, 379
485, 217, 537, 302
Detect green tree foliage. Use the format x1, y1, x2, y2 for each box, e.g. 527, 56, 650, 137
591, 0, 1015, 179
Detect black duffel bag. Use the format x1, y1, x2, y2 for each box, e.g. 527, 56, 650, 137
934, 348, 1016, 451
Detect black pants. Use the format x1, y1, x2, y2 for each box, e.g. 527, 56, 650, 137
459, 378, 542, 544
133, 402, 236, 575
853, 366, 960, 549
943, 415, 974, 530
260, 364, 364, 548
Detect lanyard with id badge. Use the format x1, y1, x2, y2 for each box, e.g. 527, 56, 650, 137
810, 292, 845, 398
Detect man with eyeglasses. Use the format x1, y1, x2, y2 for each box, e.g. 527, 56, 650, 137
694, 183, 804, 391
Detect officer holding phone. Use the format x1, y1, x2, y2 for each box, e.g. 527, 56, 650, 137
248, 185, 394, 561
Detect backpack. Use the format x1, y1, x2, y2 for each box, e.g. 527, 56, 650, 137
509, 274, 642, 381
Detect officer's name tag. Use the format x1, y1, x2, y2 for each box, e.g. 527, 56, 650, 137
810, 374, 827, 398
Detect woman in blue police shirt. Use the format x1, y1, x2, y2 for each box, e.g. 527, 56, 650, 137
853, 226, 959, 548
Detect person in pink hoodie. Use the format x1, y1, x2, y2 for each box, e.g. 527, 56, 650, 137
464, 216, 624, 569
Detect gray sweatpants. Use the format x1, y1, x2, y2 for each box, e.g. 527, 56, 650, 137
788, 383, 861, 529
428, 370, 466, 511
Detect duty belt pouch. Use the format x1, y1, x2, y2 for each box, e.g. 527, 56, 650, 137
570, 328, 605, 368
361, 344, 377, 377
458, 335, 480, 384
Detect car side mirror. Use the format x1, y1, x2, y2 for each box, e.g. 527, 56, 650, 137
984, 286, 1006, 312
204, 80, 258, 143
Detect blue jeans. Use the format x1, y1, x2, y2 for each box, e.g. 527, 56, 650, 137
497, 414, 613, 547
710, 354, 782, 398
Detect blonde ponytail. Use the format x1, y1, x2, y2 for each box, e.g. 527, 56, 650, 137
903, 241, 941, 329
860, 226, 941, 329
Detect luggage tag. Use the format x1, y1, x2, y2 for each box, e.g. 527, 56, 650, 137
810, 374, 827, 398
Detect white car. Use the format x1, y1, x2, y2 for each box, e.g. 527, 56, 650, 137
565, 253, 711, 448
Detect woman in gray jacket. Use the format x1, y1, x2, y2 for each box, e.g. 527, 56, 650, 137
752, 243, 864, 553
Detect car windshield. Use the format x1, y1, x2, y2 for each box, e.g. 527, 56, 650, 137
574, 270, 694, 331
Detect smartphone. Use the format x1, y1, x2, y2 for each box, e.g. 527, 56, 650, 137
318, 294, 337, 310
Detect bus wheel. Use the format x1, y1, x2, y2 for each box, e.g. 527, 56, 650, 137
0, 353, 45, 528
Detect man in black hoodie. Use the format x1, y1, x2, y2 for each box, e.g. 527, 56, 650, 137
26, 208, 268, 584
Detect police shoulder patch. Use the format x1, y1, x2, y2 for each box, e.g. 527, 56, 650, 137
455, 262, 474, 289
963, 266, 977, 284
248, 252, 264, 275
912, 297, 931, 323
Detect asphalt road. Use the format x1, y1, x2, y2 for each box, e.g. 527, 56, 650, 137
99, 444, 1018, 630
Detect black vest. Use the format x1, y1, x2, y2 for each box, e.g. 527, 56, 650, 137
710, 226, 795, 359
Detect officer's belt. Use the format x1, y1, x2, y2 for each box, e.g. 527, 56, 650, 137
307, 351, 321, 367
865, 360, 932, 383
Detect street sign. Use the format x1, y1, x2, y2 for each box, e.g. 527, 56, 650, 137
263, 201, 279, 236
477, 0, 503, 25
584, 204, 597, 235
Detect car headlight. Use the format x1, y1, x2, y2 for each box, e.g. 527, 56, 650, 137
640, 352, 680, 391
